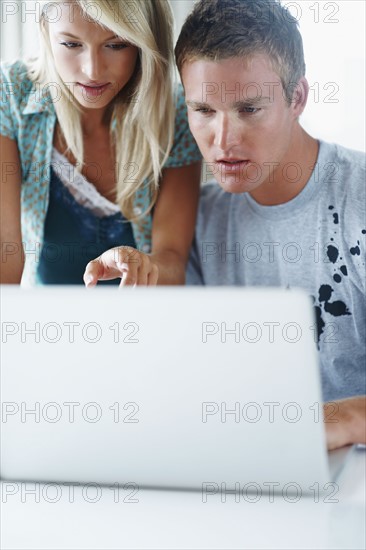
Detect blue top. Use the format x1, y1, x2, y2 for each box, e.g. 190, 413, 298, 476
38, 168, 136, 284
0, 60, 202, 285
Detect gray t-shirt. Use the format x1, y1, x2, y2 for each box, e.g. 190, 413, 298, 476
187, 141, 366, 402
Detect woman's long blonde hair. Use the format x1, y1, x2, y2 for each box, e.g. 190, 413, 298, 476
29, 0, 176, 220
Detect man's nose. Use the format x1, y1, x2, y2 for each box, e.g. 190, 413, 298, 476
213, 114, 241, 151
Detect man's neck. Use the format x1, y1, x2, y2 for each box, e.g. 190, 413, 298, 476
249, 129, 319, 206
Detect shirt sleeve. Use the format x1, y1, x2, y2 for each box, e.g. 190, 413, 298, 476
0, 63, 17, 140
164, 84, 202, 168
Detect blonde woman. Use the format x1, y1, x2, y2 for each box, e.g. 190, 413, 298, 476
0, 0, 201, 286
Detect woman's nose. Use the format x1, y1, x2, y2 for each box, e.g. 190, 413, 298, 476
81, 49, 102, 81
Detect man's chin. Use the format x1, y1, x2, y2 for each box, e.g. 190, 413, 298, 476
217, 177, 260, 195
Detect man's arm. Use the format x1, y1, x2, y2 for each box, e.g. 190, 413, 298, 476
324, 396, 366, 450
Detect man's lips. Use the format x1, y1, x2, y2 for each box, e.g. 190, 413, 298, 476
215, 159, 250, 172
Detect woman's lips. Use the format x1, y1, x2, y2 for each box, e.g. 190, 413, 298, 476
77, 83, 110, 97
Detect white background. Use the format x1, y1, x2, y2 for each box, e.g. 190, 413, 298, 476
1, 0, 365, 152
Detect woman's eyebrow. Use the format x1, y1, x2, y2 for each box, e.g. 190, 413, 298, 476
57, 32, 120, 41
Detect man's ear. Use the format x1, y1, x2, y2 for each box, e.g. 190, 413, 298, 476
290, 77, 309, 118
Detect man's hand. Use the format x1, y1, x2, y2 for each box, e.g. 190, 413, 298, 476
83, 246, 159, 287
324, 396, 366, 450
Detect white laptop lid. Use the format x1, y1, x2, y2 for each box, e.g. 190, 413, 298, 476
1, 286, 330, 492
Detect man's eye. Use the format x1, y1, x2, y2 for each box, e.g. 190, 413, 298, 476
60, 42, 81, 49
107, 43, 129, 50
195, 108, 213, 114
241, 106, 260, 114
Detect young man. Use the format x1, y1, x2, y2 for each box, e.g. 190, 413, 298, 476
175, 0, 366, 450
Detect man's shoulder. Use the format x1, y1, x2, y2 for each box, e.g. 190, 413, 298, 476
318, 141, 365, 207
320, 141, 365, 175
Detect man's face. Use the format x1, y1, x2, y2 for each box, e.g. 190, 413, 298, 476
182, 54, 304, 198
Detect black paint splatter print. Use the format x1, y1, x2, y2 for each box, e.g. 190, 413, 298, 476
314, 284, 351, 345
327, 245, 339, 263
314, 303, 325, 343
315, 207, 355, 331
350, 241, 361, 255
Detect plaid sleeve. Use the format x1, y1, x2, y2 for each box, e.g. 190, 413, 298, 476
164, 84, 202, 168
0, 63, 18, 140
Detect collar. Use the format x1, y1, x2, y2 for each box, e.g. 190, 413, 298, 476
22, 83, 56, 116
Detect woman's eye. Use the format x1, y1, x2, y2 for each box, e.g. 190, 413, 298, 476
60, 42, 81, 49
107, 43, 129, 50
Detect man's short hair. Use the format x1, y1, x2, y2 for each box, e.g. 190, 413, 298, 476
175, 0, 306, 103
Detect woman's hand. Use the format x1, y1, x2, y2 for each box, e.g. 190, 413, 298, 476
84, 160, 202, 288
83, 246, 159, 287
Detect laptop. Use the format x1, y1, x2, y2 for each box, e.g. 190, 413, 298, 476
0, 286, 356, 493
